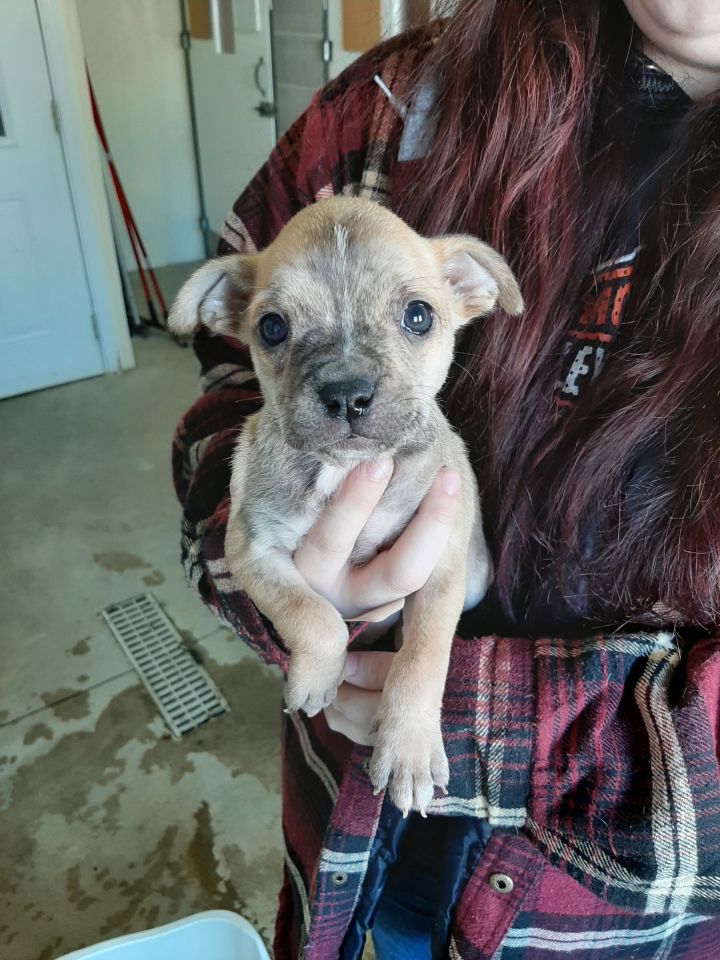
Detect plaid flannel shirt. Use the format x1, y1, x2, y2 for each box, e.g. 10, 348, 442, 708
172, 39, 720, 960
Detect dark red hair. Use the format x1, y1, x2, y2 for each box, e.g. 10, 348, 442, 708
396, 0, 720, 625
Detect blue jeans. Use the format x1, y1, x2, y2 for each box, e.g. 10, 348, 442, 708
370, 815, 444, 960
372, 884, 436, 959
369, 812, 492, 960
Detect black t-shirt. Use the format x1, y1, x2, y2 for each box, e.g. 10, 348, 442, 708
462, 53, 691, 640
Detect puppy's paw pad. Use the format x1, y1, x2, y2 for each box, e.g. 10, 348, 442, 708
284, 654, 345, 717
369, 722, 448, 815
284, 680, 339, 716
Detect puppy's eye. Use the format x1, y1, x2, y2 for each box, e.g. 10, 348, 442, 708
401, 300, 433, 336
258, 312, 288, 347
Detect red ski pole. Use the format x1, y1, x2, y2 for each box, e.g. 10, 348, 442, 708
87, 71, 167, 327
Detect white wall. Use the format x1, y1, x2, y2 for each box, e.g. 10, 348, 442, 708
327, 0, 419, 81
327, 0, 358, 80
76, 0, 204, 268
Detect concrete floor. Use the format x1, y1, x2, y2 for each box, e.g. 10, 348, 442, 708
0, 288, 285, 959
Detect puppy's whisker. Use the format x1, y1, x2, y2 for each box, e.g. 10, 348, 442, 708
452, 349, 510, 375
451, 360, 479, 388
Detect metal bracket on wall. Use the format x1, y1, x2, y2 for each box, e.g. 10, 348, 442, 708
179, 1, 213, 257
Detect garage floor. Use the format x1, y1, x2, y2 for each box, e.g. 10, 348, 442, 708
0, 320, 285, 958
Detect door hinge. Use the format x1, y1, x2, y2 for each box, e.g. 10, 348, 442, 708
180, 29, 191, 50
50, 98, 61, 135
90, 311, 101, 342
322, 39, 333, 64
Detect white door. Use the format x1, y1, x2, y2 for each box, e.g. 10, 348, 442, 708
272, 0, 328, 137
189, 0, 278, 243
0, 0, 104, 400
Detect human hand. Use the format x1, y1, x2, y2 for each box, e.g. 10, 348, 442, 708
293, 459, 461, 622
323, 651, 395, 745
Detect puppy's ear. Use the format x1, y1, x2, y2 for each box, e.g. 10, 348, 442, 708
431, 236, 523, 325
168, 255, 257, 339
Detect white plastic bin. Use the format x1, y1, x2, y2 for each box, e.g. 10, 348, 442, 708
56, 910, 270, 960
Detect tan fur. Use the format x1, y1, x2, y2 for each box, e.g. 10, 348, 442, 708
169, 197, 523, 814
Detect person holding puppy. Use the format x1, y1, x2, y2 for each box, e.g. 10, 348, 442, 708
173, 1, 720, 958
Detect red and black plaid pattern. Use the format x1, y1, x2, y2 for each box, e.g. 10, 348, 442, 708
172, 41, 720, 960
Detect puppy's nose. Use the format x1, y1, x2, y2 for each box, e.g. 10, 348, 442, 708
318, 378, 375, 420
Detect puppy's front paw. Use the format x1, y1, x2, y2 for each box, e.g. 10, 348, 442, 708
285, 651, 346, 717
369, 714, 449, 816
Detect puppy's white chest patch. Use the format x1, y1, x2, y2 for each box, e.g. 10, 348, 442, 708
315, 464, 350, 500
266, 464, 348, 558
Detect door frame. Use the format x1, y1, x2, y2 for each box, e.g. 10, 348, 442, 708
34, 0, 134, 374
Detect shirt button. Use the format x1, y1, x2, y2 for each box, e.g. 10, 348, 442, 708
488, 872, 514, 894
332, 872, 348, 886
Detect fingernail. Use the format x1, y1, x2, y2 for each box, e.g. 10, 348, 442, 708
344, 653, 358, 679
367, 457, 393, 482
440, 470, 460, 497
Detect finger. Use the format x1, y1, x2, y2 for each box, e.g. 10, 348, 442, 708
349, 469, 461, 609
343, 651, 396, 691
323, 703, 374, 746
347, 598, 405, 623
294, 458, 394, 582
332, 682, 383, 728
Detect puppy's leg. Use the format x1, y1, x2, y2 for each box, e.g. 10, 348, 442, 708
368, 564, 467, 815
232, 548, 349, 716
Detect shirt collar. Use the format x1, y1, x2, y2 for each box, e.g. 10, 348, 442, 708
627, 51, 692, 109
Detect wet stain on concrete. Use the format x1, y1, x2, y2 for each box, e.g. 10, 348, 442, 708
188, 801, 245, 911
67, 864, 101, 912
36, 938, 63, 960
2, 655, 284, 959
71, 638, 90, 656
142, 570, 165, 586
41, 689, 91, 722
140, 750, 196, 785
23, 723, 53, 746
100, 785, 126, 832
97, 825, 185, 935
6, 686, 155, 824
0, 710, 9, 723
77, 674, 90, 684
219, 843, 283, 946
139, 654, 282, 790
92, 552, 151, 573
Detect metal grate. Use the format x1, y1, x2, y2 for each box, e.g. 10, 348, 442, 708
101, 593, 229, 738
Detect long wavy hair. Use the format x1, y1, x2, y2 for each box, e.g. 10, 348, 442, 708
393, 0, 720, 626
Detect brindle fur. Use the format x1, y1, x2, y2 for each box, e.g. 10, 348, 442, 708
169, 198, 522, 814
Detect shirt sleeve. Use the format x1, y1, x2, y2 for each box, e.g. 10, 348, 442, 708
441, 628, 720, 915
171, 48, 403, 670
170, 102, 324, 671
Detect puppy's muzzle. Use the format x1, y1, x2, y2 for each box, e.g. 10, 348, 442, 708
318, 377, 375, 421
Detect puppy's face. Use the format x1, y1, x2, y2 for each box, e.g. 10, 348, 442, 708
170, 198, 522, 464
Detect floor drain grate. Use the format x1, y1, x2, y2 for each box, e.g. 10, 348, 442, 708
101, 592, 229, 738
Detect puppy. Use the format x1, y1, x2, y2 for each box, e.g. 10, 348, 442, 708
170, 198, 522, 814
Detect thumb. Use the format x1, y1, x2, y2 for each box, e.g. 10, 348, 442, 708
343, 651, 395, 690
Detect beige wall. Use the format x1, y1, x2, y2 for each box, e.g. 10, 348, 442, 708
76, 0, 204, 268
